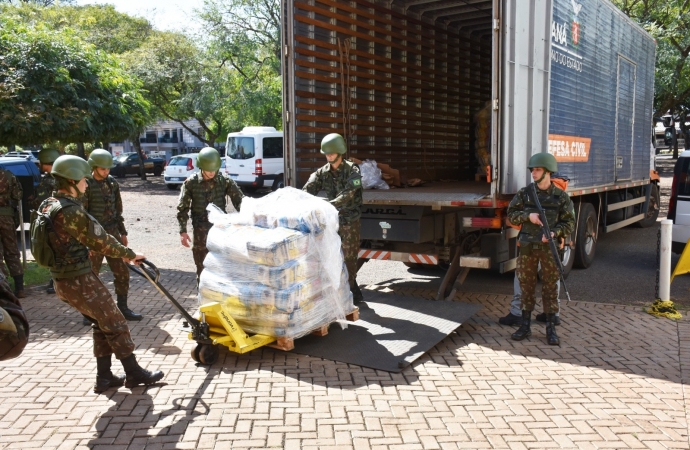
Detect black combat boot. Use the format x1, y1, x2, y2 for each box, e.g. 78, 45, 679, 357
117, 294, 143, 321
498, 312, 522, 326
94, 355, 125, 394
352, 282, 364, 304
511, 310, 532, 341
13, 275, 24, 299
46, 278, 55, 294
545, 313, 560, 346
535, 312, 560, 325
120, 354, 164, 389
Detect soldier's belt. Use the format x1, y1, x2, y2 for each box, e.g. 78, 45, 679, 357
0, 206, 13, 216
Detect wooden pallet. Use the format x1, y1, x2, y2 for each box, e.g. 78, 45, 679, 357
269, 307, 359, 351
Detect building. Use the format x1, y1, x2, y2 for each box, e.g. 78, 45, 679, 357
109, 119, 208, 161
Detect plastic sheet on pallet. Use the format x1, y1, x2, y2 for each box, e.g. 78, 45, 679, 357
199, 187, 354, 339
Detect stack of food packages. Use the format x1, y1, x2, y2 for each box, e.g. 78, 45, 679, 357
199, 187, 354, 339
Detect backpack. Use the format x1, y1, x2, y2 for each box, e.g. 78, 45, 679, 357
0, 274, 29, 361
30, 198, 74, 268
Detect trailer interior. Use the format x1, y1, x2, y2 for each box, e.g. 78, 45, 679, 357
289, 0, 495, 190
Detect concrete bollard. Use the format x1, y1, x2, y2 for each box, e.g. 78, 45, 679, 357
659, 219, 672, 301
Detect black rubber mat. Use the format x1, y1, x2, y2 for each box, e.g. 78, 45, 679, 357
281, 291, 482, 372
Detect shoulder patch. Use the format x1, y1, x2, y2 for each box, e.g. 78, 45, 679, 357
92, 222, 104, 237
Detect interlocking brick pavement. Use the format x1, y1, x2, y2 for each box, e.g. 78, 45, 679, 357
0, 271, 688, 449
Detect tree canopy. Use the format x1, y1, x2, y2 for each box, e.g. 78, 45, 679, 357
0, 16, 150, 146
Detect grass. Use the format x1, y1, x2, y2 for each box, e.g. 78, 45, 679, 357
5, 261, 111, 291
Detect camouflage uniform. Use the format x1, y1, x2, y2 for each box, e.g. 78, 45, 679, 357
0, 169, 23, 279
177, 172, 244, 278
507, 183, 575, 314
302, 159, 363, 292
40, 192, 137, 358
83, 176, 129, 296
29, 173, 57, 211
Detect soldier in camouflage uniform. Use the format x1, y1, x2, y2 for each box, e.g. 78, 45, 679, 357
177, 147, 244, 281
0, 167, 24, 298
303, 133, 364, 303
84, 149, 141, 321
29, 148, 60, 294
40, 155, 163, 393
507, 153, 575, 345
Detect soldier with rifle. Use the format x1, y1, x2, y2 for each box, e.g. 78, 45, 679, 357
507, 153, 575, 345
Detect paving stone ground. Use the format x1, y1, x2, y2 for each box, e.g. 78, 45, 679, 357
1, 269, 689, 450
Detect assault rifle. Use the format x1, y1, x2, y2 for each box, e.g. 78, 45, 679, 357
531, 183, 571, 302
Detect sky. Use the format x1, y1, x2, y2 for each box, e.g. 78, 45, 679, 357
74, 0, 205, 32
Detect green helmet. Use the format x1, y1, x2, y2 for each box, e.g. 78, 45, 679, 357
38, 148, 60, 165
88, 149, 114, 169
51, 155, 93, 181
528, 152, 558, 173
197, 147, 221, 172
320, 133, 347, 155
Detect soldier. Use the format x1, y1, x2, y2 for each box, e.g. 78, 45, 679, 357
177, 147, 244, 281
84, 149, 142, 322
38, 155, 163, 393
0, 167, 24, 298
302, 133, 364, 303
507, 153, 575, 345
30, 148, 60, 294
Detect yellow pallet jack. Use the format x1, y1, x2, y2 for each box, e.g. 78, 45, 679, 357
128, 260, 275, 365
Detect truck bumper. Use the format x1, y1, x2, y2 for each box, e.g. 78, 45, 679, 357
234, 174, 278, 188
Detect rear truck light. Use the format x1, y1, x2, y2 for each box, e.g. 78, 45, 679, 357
463, 217, 503, 228
186, 159, 194, 171
253, 158, 263, 176
668, 171, 678, 221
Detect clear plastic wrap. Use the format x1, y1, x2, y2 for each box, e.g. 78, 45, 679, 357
199, 187, 354, 340
360, 159, 390, 190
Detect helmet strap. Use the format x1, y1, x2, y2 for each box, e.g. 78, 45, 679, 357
535, 169, 548, 184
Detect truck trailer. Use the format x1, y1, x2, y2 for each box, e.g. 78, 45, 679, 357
281, 0, 659, 300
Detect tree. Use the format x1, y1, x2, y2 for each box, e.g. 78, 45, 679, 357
0, 16, 150, 150
0, 0, 75, 6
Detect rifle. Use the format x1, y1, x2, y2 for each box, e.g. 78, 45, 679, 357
530, 183, 571, 302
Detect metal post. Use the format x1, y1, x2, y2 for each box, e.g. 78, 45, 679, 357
659, 219, 672, 301
18, 199, 26, 269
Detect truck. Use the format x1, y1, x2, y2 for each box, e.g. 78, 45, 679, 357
110, 152, 166, 178
281, 0, 660, 300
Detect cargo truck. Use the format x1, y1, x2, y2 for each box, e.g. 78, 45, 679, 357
281, 0, 660, 300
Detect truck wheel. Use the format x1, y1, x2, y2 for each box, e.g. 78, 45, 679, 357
153, 167, 162, 176
272, 175, 284, 191
574, 202, 597, 269
560, 235, 575, 278
635, 184, 660, 228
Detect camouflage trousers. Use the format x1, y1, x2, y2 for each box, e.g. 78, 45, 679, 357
339, 221, 361, 290
516, 244, 560, 314
0, 216, 22, 278
90, 227, 129, 296
192, 222, 213, 279
54, 271, 135, 359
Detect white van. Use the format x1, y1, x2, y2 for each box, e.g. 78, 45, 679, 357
225, 127, 284, 191
669, 150, 690, 253
163, 153, 200, 190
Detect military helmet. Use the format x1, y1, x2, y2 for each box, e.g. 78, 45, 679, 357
88, 149, 114, 169
527, 152, 558, 173
38, 148, 60, 165
197, 147, 221, 172
320, 133, 347, 155
51, 155, 93, 181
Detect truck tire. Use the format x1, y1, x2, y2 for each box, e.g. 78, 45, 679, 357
574, 202, 597, 269
153, 166, 162, 177
560, 234, 575, 278
272, 175, 284, 191
635, 184, 660, 228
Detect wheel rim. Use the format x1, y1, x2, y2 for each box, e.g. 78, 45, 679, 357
561, 246, 572, 267
584, 216, 596, 255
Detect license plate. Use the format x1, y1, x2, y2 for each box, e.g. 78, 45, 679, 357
229, 174, 238, 180
172, 177, 184, 181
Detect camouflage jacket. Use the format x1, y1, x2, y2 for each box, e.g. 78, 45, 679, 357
302, 159, 363, 225
177, 172, 244, 233
29, 173, 56, 211
0, 168, 22, 217
42, 192, 135, 262
507, 182, 576, 245
83, 175, 126, 235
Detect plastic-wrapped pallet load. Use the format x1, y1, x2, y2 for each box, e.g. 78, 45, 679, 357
199, 187, 354, 339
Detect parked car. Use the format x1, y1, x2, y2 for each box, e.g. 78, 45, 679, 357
0, 157, 41, 222
669, 150, 690, 253
2, 151, 40, 167
225, 127, 284, 191
110, 152, 166, 178
163, 153, 200, 190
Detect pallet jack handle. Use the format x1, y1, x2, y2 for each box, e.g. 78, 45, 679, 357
127, 259, 205, 333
